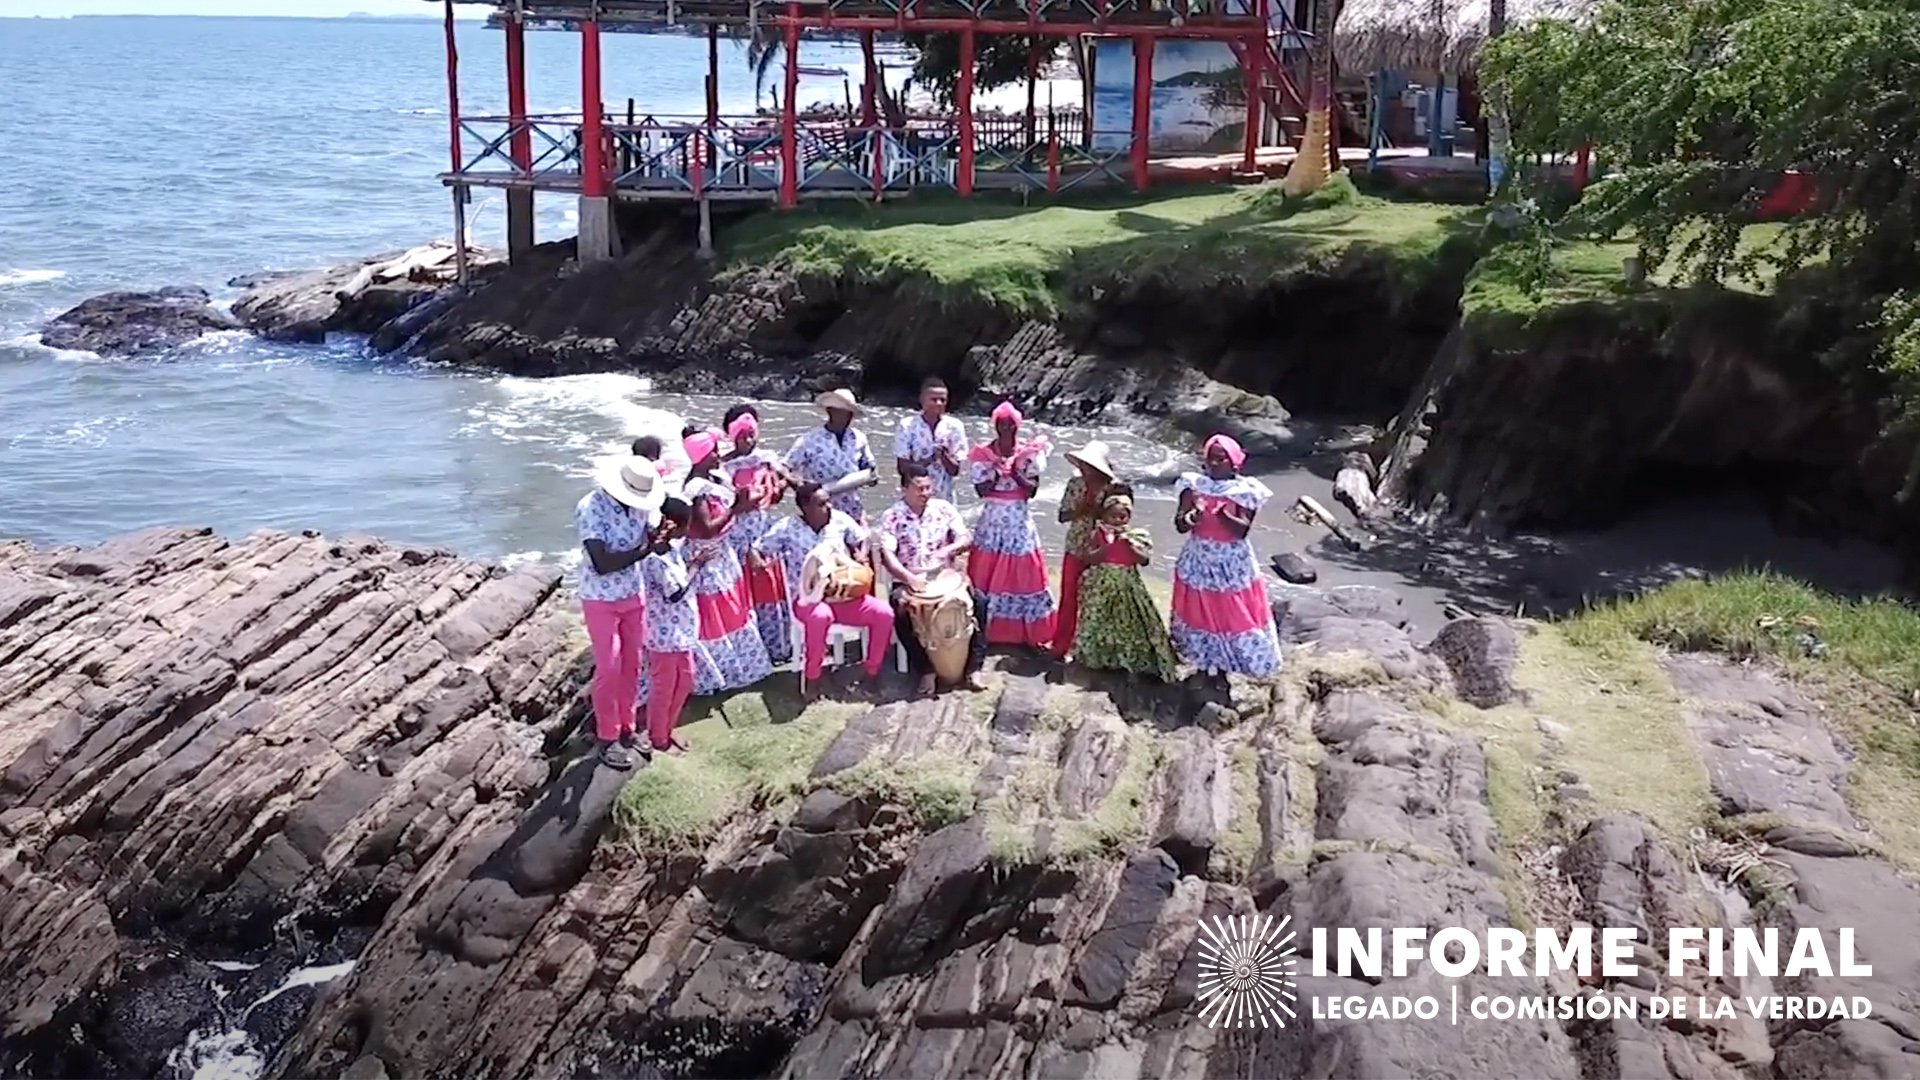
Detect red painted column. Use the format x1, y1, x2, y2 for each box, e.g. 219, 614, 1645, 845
780, 4, 801, 208
1240, 31, 1263, 170
1573, 142, 1592, 191
1130, 34, 1152, 191
957, 27, 977, 196
443, 0, 462, 173
505, 13, 531, 172
580, 18, 607, 197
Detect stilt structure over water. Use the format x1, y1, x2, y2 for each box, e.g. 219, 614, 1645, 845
431, 0, 1314, 263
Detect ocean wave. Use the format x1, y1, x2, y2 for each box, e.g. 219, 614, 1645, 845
1, 328, 98, 363
0, 269, 65, 288
6, 414, 135, 450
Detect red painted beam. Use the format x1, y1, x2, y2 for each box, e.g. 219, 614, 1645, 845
771, 14, 1263, 35
443, 0, 463, 173
1240, 0, 1263, 171
1131, 34, 1152, 191
505, 12, 531, 170
957, 27, 976, 196
780, 2, 801, 208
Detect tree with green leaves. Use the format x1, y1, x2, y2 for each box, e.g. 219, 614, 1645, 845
1482, 0, 1920, 287
1483, 0, 1920, 483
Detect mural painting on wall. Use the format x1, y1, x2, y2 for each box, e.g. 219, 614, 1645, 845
1090, 37, 1248, 155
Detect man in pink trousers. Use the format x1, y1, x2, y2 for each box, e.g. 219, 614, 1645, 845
751, 482, 895, 698
577, 454, 669, 770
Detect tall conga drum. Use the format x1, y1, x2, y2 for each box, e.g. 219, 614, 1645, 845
905, 569, 974, 685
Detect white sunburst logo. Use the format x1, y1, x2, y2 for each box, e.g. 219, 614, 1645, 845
1194, 913, 1300, 1029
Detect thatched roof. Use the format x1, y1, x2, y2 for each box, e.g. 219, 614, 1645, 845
1333, 0, 1597, 78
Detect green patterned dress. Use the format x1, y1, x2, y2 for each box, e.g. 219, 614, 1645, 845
1072, 524, 1179, 682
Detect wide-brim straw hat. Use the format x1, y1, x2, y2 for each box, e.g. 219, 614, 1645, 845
1065, 440, 1117, 479
595, 454, 667, 511
814, 388, 864, 417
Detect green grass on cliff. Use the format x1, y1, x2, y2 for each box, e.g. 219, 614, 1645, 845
1565, 572, 1920, 869
1567, 571, 1920, 698
1461, 223, 1790, 329
612, 681, 994, 849
719, 176, 1477, 318
612, 688, 867, 850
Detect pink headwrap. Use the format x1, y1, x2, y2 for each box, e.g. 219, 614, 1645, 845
683, 428, 721, 465
1203, 434, 1246, 469
991, 400, 1022, 427
726, 413, 758, 442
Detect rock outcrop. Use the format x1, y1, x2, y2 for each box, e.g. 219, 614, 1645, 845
330, 212, 1463, 449
39, 286, 239, 357
0, 527, 586, 1077
233, 244, 503, 343
1376, 302, 1890, 538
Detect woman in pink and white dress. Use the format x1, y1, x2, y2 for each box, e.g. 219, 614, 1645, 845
718, 405, 794, 666
1170, 434, 1282, 677
966, 401, 1057, 648
681, 429, 776, 695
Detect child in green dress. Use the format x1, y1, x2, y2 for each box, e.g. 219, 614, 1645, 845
1070, 488, 1179, 682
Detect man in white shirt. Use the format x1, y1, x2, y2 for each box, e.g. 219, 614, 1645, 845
783, 387, 878, 522
892, 377, 969, 503
875, 462, 991, 697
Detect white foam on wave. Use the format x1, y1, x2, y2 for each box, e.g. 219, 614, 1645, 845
0, 269, 65, 288
475, 372, 691, 477
7, 414, 134, 450
0, 327, 98, 362
168, 960, 356, 1080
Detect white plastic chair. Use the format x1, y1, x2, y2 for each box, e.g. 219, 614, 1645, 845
791, 619, 909, 692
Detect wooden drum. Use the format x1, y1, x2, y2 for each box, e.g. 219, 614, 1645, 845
903, 569, 974, 685
799, 543, 873, 605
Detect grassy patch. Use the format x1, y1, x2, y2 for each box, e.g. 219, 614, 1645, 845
819, 751, 983, 830
1213, 745, 1264, 882
1461, 223, 1788, 329
720, 180, 1475, 318
981, 712, 1165, 867
612, 687, 867, 850
1565, 571, 1920, 694
1566, 571, 1920, 869
1053, 725, 1163, 862
983, 725, 1064, 866
1468, 627, 1715, 843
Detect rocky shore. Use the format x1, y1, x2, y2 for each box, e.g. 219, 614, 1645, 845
41, 197, 1920, 576
5, 527, 1920, 1079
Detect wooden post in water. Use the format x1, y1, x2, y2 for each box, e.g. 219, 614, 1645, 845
504, 4, 535, 262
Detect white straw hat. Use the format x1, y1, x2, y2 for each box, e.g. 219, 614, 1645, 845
814, 387, 863, 417
1065, 440, 1116, 479
595, 455, 666, 511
